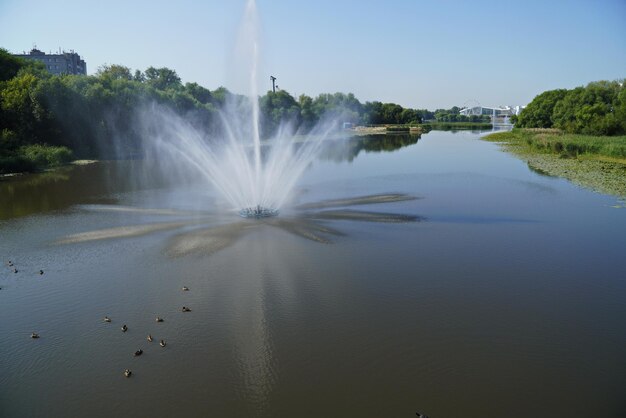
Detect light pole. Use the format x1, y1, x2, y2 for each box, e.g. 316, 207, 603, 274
270, 76, 277, 93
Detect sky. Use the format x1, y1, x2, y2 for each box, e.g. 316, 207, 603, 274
1, 0, 625, 110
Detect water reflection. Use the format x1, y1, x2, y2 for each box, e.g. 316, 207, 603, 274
295, 193, 418, 210
56, 193, 422, 256
318, 134, 421, 162
0, 135, 423, 221
0, 162, 138, 220
57, 221, 197, 244
308, 210, 424, 223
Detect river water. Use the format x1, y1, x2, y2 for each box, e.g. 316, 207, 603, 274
1, 130, 625, 417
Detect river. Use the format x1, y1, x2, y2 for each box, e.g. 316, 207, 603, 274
1, 130, 625, 417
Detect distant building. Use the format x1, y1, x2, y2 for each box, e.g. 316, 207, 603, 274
459, 104, 527, 118
459, 105, 515, 117
13, 48, 87, 75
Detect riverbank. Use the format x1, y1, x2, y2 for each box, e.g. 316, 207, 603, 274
352, 125, 422, 135
483, 129, 626, 197
352, 121, 492, 135
0, 158, 98, 179
0, 144, 76, 175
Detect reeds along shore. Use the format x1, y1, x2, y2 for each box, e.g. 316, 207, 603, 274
484, 129, 626, 162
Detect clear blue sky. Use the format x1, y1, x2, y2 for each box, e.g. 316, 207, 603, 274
1, 0, 624, 109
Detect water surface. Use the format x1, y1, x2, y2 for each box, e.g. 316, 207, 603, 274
1, 131, 625, 418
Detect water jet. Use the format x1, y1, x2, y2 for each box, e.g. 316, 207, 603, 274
141, 0, 332, 219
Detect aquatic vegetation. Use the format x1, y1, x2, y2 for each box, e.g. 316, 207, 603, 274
484, 129, 626, 197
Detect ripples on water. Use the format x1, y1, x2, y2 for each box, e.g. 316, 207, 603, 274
2, 132, 626, 418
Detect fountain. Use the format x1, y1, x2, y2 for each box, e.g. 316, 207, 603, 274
239, 205, 279, 219
138, 0, 331, 218
54, 0, 421, 256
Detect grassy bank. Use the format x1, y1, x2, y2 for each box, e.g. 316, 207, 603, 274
0, 144, 74, 175
485, 129, 626, 161
483, 129, 626, 197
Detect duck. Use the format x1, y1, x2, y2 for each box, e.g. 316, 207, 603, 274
147, 334, 153, 342
13, 268, 18, 273
155, 317, 164, 323
182, 306, 191, 312
31, 332, 40, 339
103, 316, 112, 323
39, 270, 44, 275
134, 349, 143, 357
124, 369, 132, 377
159, 339, 166, 347
7, 260, 13, 267
182, 286, 189, 291
121, 324, 128, 332
416, 412, 429, 418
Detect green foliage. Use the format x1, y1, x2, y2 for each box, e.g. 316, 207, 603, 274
517, 89, 568, 128
144, 67, 182, 90
19, 144, 73, 168
433, 106, 490, 123
484, 129, 626, 160
552, 80, 623, 135
298, 94, 316, 130
310, 92, 361, 125
0, 133, 73, 173
0, 59, 208, 169
185, 82, 213, 105
0, 48, 25, 82
96, 64, 133, 81
0, 52, 456, 172
0, 48, 48, 82
259, 90, 301, 136
517, 79, 625, 136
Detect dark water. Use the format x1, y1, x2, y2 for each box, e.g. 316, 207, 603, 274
1, 131, 625, 418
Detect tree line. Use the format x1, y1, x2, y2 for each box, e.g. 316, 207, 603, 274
1, 49, 463, 173
515, 79, 626, 136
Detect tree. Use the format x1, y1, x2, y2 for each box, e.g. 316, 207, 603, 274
0, 48, 26, 82
516, 89, 568, 128
399, 108, 421, 124
211, 86, 229, 107
381, 103, 403, 124
185, 82, 213, 105
298, 94, 317, 129
1, 73, 42, 142
259, 90, 301, 137
362, 101, 383, 124
144, 67, 182, 91
133, 70, 145, 83
96, 64, 133, 81
552, 80, 623, 135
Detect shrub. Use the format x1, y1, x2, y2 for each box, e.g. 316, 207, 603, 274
19, 144, 73, 169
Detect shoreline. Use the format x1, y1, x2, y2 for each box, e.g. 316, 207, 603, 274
483, 130, 626, 198
0, 159, 99, 179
